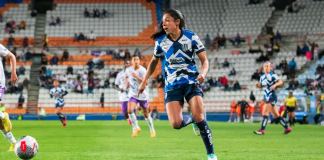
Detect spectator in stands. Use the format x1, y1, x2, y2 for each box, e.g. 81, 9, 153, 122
49, 16, 56, 26
288, 58, 297, 78
230, 33, 243, 47
222, 58, 230, 68
56, 17, 61, 25
78, 32, 86, 41
61, 49, 69, 61
50, 54, 59, 65
22, 37, 29, 48
73, 33, 79, 41
251, 68, 261, 81
256, 53, 269, 63
7, 34, 15, 48
277, 58, 289, 76
204, 34, 211, 50
124, 49, 131, 60
100, 93, 104, 108
31, 9, 37, 17
17, 93, 25, 109
274, 30, 282, 42
84, 8, 90, 17
41, 53, 48, 65
0, 14, 3, 23
229, 67, 236, 76
101, 9, 107, 18
87, 73, 95, 94
18, 20, 26, 30
232, 80, 241, 91
24, 49, 32, 61
219, 75, 229, 90
296, 45, 303, 56
287, 78, 299, 90
93, 8, 100, 18
301, 43, 310, 55
66, 66, 73, 75
219, 34, 227, 48
88, 31, 96, 41
74, 75, 83, 94
17, 65, 25, 76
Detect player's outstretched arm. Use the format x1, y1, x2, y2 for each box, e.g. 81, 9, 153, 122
197, 51, 209, 84
6, 52, 17, 84
138, 56, 159, 94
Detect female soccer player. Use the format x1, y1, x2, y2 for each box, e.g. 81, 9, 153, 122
0, 43, 18, 151
126, 55, 156, 138
114, 60, 131, 122
254, 62, 292, 135
50, 80, 68, 127
138, 9, 217, 160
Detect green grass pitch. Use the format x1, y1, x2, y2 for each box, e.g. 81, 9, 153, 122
1, 120, 324, 160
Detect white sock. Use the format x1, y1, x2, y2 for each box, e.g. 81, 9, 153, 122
0, 112, 5, 119
3, 132, 16, 144
128, 113, 139, 130
145, 116, 155, 132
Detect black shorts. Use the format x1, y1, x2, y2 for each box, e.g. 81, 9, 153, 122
165, 84, 203, 104
286, 106, 296, 112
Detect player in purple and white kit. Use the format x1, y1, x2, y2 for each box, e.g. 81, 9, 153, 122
114, 60, 131, 123
126, 55, 156, 138
0, 44, 18, 151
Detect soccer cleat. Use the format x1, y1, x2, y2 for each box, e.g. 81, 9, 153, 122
62, 118, 67, 127
192, 123, 200, 136
254, 129, 265, 135
8, 143, 14, 152
207, 154, 218, 160
284, 127, 292, 134
150, 130, 156, 138
131, 127, 141, 138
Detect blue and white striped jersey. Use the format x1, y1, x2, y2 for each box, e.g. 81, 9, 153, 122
50, 86, 67, 107
259, 72, 280, 103
154, 29, 205, 92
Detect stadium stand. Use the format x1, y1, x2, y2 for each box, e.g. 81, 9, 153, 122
45, 0, 157, 47
275, 0, 324, 35
171, 0, 273, 38
0, 3, 35, 45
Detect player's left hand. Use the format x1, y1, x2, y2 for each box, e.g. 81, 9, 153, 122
197, 74, 206, 84
131, 72, 139, 79
10, 72, 18, 84
270, 85, 276, 91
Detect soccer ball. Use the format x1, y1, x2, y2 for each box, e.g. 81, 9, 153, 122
15, 136, 39, 160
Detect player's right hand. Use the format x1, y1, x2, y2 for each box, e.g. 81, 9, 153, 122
138, 81, 147, 96
11, 72, 18, 84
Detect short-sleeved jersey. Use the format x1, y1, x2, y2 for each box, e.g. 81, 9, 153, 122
50, 86, 67, 107
153, 29, 205, 92
259, 72, 280, 103
114, 70, 129, 102
125, 65, 148, 101
0, 44, 9, 87
285, 96, 297, 107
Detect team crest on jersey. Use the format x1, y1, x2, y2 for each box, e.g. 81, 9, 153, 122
181, 44, 190, 52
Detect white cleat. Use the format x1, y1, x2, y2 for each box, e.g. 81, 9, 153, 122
207, 154, 218, 160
